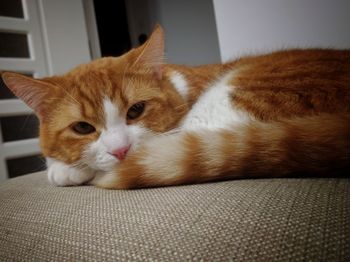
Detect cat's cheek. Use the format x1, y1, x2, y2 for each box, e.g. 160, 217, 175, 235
83, 141, 118, 172
46, 158, 95, 186
127, 125, 155, 152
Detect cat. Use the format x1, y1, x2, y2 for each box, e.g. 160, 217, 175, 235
2, 25, 350, 189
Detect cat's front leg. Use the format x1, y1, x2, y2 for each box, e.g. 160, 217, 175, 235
47, 158, 96, 186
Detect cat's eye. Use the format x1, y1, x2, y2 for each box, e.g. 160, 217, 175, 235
71, 122, 96, 135
127, 102, 145, 120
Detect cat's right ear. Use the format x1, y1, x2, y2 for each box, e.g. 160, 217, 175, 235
131, 24, 165, 79
1, 72, 57, 119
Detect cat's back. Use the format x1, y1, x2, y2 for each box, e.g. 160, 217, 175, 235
231, 49, 350, 91
228, 49, 350, 120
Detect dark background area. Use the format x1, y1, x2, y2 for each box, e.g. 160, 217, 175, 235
93, 0, 131, 57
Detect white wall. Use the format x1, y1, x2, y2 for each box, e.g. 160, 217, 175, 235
39, 0, 91, 75
213, 0, 350, 62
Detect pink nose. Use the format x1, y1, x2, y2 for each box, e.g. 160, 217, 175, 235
109, 145, 131, 160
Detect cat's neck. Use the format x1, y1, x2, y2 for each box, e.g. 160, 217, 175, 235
163, 63, 234, 106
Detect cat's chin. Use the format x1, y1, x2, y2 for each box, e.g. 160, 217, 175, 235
46, 158, 96, 186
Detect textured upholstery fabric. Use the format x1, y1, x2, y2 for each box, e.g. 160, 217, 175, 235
0, 172, 349, 261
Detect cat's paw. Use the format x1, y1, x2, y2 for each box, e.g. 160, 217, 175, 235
47, 158, 95, 186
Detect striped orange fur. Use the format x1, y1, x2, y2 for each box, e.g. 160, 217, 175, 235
2, 25, 350, 188
99, 114, 350, 189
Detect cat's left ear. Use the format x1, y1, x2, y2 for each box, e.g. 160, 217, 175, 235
1, 72, 58, 119
132, 24, 164, 79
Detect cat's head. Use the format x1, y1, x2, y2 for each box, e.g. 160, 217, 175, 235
2, 25, 188, 184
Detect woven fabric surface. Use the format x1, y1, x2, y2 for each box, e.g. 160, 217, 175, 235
0, 172, 349, 261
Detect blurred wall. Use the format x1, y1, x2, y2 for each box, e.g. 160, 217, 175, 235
126, 0, 221, 65
154, 0, 221, 65
213, 0, 350, 62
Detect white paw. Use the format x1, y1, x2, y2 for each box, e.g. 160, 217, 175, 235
46, 158, 95, 186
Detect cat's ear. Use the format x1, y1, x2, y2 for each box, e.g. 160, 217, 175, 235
1, 72, 57, 119
132, 24, 164, 79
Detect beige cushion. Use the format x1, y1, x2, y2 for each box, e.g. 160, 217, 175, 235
0, 172, 349, 261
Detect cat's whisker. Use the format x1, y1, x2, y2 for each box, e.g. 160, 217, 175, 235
38, 156, 47, 165
122, 63, 130, 89
145, 128, 182, 140
61, 87, 81, 106
131, 40, 157, 68
70, 161, 90, 173
173, 103, 188, 111
160, 129, 182, 137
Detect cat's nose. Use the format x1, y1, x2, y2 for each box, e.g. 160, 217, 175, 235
109, 145, 131, 160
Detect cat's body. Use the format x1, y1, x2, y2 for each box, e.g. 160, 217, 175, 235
3, 26, 350, 189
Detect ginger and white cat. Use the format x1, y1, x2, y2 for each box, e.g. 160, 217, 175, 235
2, 26, 350, 189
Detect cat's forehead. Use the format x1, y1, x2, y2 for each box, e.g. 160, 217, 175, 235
65, 57, 155, 88
47, 58, 162, 124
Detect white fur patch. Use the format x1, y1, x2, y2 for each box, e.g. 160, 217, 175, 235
169, 71, 188, 99
102, 98, 130, 152
140, 133, 184, 182
182, 71, 250, 130
103, 98, 122, 128
82, 98, 127, 171
46, 158, 95, 186
197, 131, 226, 175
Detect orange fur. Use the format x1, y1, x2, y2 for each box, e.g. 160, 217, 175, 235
2, 26, 350, 189
97, 114, 350, 189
